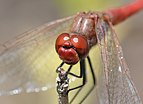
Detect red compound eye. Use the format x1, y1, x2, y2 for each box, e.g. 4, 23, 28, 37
55, 33, 70, 52
71, 35, 89, 58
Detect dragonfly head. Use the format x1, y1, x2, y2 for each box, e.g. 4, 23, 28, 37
55, 33, 89, 65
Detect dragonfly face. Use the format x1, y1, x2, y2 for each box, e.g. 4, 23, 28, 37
55, 12, 98, 65
55, 33, 89, 64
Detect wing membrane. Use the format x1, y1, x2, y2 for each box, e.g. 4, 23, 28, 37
0, 16, 74, 95
96, 18, 142, 104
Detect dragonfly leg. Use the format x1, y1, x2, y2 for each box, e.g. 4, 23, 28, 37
79, 56, 96, 104
67, 59, 87, 104
56, 62, 64, 72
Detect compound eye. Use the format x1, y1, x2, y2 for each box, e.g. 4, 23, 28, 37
55, 33, 70, 52
71, 35, 89, 58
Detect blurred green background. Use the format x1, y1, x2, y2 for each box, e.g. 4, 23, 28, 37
0, 0, 142, 104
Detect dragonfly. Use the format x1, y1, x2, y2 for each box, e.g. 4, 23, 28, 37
0, 1, 142, 104
55, 12, 142, 104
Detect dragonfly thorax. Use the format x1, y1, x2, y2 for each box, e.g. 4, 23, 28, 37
70, 12, 98, 46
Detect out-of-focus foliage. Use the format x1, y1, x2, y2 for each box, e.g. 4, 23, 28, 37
55, 0, 121, 16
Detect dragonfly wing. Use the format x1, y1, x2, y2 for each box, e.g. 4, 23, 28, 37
0, 16, 74, 95
96, 18, 142, 104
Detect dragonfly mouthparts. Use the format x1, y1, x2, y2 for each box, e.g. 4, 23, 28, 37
62, 41, 73, 49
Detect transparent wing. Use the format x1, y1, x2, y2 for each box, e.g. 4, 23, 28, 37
0, 16, 75, 95
96, 18, 142, 104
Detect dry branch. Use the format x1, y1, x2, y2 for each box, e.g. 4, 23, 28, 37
56, 67, 69, 104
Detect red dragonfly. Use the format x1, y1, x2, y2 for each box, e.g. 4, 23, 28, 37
0, 0, 143, 104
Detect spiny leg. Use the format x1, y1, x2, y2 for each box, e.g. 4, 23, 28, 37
67, 59, 87, 104
79, 56, 96, 104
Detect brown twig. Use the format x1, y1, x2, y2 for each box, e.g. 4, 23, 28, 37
56, 67, 69, 104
